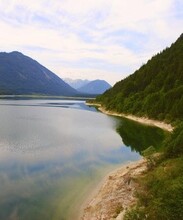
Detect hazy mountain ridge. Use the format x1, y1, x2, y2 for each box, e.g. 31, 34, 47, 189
78, 79, 111, 94
0, 51, 79, 96
64, 78, 111, 94
63, 78, 90, 89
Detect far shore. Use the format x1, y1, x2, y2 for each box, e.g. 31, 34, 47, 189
86, 102, 174, 132
0, 94, 95, 100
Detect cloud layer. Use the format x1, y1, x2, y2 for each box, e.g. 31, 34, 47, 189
0, 0, 182, 84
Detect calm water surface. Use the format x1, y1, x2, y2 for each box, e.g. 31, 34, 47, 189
0, 99, 165, 220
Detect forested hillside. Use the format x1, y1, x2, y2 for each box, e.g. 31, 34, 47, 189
96, 34, 183, 123
94, 34, 183, 220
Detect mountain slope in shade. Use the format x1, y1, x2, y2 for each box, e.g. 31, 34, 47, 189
78, 79, 111, 94
63, 78, 90, 89
0, 51, 79, 96
96, 34, 183, 122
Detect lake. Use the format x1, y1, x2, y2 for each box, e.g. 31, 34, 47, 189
0, 98, 165, 220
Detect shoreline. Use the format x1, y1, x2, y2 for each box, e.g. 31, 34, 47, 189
81, 159, 147, 219
86, 103, 173, 132
81, 102, 173, 219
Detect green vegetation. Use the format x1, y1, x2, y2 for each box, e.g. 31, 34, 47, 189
96, 34, 183, 123
116, 118, 166, 154
124, 124, 183, 220
113, 204, 124, 218
94, 34, 183, 219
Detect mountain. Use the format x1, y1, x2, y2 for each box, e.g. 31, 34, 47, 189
96, 34, 183, 220
64, 78, 111, 94
63, 78, 91, 89
96, 34, 183, 122
78, 79, 111, 94
0, 51, 79, 96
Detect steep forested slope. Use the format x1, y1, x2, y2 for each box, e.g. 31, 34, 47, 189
94, 34, 183, 220
96, 34, 183, 123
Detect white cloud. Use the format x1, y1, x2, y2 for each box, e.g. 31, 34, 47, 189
0, 0, 182, 85
56, 66, 123, 86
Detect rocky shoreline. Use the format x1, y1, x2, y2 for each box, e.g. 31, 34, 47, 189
86, 103, 173, 132
81, 103, 174, 220
81, 159, 147, 220
82, 102, 173, 219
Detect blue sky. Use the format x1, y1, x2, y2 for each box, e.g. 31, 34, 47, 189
0, 0, 182, 85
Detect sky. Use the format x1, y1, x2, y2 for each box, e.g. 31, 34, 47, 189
0, 0, 182, 85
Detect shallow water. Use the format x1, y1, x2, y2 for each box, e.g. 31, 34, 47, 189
0, 99, 165, 220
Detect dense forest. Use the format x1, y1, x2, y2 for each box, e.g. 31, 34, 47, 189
92, 34, 183, 219
96, 34, 183, 123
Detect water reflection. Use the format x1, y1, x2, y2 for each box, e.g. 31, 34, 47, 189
116, 117, 166, 154
0, 99, 165, 220
0, 99, 97, 112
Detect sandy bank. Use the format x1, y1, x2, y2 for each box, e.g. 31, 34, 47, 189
81, 159, 147, 220
86, 103, 173, 132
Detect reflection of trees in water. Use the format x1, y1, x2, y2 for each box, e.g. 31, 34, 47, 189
116, 118, 166, 154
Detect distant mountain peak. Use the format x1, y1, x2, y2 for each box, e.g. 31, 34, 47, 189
64, 78, 91, 89
78, 79, 111, 94
0, 51, 79, 96
10, 51, 22, 54
9, 51, 25, 57
64, 78, 111, 95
